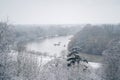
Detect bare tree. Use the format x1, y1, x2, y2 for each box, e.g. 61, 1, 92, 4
0, 22, 14, 80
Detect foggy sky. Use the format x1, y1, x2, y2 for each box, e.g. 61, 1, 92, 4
0, 0, 120, 24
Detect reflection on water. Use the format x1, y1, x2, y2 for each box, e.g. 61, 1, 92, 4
26, 35, 73, 57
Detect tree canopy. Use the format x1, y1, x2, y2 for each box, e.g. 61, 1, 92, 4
68, 24, 120, 55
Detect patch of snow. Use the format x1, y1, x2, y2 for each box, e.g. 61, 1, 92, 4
88, 62, 101, 69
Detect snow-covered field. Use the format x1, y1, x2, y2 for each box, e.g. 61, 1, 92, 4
89, 62, 101, 69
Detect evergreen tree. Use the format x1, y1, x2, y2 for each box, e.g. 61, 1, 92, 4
67, 48, 88, 67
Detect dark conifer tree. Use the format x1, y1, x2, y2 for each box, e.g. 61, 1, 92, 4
67, 48, 88, 67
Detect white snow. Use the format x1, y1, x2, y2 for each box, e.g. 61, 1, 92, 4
89, 62, 101, 69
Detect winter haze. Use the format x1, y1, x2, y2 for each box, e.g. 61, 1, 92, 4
0, 0, 120, 24
0, 0, 120, 80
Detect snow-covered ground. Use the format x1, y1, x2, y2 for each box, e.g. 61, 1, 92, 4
89, 62, 101, 69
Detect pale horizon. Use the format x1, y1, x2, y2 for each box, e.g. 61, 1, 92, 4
0, 0, 120, 25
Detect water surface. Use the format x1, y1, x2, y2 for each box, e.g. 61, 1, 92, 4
27, 36, 72, 57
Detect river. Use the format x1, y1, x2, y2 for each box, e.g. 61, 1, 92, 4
26, 35, 72, 57
26, 35, 101, 68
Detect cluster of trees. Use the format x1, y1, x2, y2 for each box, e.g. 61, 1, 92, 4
0, 22, 14, 80
38, 58, 96, 80
102, 38, 120, 80
14, 24, 81, 43
68, 24, 120, 55
68, 24, 120, 80
0, 22, 41, 80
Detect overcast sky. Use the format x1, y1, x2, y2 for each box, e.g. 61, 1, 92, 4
0, 0, 120, 24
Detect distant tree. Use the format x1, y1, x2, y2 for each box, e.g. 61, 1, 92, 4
102, 38, 120, 80
68, 24, 120, 55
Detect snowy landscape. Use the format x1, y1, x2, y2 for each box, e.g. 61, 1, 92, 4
0, 0, 120, 80
0, 23, 114, 80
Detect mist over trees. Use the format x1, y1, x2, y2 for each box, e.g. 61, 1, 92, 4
68, 24, 120, 55
14, 24, 81, 43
